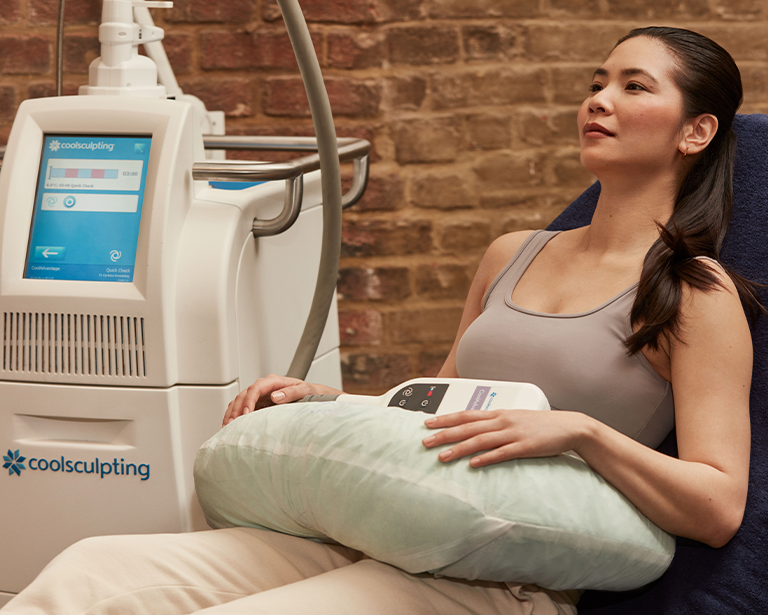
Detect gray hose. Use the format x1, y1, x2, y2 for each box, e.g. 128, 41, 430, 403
57, 0, 66, 96
276, 0, 342, 380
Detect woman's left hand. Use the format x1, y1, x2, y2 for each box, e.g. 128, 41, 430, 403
421, 409, 591, 468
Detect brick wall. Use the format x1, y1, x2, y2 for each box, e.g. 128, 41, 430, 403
2, 0, 767, 394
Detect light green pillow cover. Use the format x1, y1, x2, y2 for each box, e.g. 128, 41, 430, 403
194, 402, 674, 591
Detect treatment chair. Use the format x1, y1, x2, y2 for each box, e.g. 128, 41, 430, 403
548, 113, 768, 614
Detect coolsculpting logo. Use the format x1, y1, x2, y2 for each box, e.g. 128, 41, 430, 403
3, 449, 26, 476
484, 391, 498, 410
49, 140, 115, 153
3, 448, 150, 481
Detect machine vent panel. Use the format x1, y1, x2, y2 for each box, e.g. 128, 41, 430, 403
2, 313, 146, 378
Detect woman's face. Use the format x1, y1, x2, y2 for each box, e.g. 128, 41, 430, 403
577, 36, 687, 177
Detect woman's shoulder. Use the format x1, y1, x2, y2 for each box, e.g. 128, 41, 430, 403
675, 259, 748, 350
476, 230, 536, 286
682, 258, 740, 306
486, 229, 536, 259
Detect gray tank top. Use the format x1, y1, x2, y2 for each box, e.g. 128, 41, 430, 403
455, 230, 674, 448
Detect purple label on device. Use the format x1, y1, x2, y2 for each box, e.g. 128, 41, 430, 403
466, 386, 490, 410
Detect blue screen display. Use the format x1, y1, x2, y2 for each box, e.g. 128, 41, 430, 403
25, 134, 152, 282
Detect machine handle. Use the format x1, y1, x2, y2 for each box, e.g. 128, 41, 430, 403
252, 175, 303, 238
194, 136, 370, 218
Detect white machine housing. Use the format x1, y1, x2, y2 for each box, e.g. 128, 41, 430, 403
0, 95, 341, 597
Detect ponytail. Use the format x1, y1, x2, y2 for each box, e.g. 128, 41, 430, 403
615, 27, 764, 354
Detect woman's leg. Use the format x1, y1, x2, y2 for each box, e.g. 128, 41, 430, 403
195, 559, 579, 615
0, 528, 364, 615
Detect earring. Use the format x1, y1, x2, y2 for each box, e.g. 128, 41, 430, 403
682, 145, 690, 158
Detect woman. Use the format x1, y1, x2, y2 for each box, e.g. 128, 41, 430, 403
2, 26, 755, 615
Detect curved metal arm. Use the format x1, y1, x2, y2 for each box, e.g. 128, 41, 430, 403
193, 136, 370, 234
252, 175, 303, 237
342, 153, 369, 210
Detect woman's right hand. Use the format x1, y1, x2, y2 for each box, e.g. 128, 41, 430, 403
222, 374, 340, 427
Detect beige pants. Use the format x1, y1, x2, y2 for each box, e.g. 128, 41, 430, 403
1, 528, 578, 615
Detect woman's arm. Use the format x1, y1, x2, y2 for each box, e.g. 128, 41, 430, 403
424, 266, 752, 548
581, 269, 751, 547
222, 374, 343, 426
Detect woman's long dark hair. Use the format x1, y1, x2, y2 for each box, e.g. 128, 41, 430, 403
618, 26, 763, 354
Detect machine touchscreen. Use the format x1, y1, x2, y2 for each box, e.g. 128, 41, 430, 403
24, 134, 152, 282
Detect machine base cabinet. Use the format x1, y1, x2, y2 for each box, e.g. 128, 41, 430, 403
0, 380, 238, 594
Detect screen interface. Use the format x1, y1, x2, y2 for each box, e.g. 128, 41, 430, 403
24, 134, 152, 282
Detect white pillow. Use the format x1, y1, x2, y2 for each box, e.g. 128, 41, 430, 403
194, 402, 674, 591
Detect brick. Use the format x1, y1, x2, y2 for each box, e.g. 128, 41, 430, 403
418, 350, 450, 377
264, 77, 381, 117
338, 309, 384, 346
351, 171, 405, 211
63, 34, 100, 74
519, 110, 580, 146
262, 0, 379, 24
465, 114, 512, 150
548, 0, 601, 17
327, 31, 386, 69
0, 36, 51, 75
552, 150, 596, 187
340, 126, 381, 164
375, 0, 425, 22
429, 0, 540, 19
550, 66, 595, 105
0, 87, 16, 122
524, 24, 630, 62
393, 117, 461, 164
323, 78, 382, 117
741, 65, 767, 109
163, 34, 192, 75
30, 0, 100, 25
341, 219, 432, 257
0, 0, 20, 24
179, 78, 253, 117
474, 151, 546, 191
341, 352, 413, 393
462, 25, 517, 61
27, 81, 79, 98
390, 307, 463, 344
337, 267, 411, 301
697, 25, 768, 61
201, 30, 322, 71
480, 191, 549, 210
605, 0, 710, 19
437, 220, 491, 254
713, 0, 763, 20
415, 263, 472, 300
501, 205, 568, 234
387, 27, 460, 66
431, 67, 547, 110
382, 76, 427, 111
166, 0, 255, 23
410, 169, 478, 208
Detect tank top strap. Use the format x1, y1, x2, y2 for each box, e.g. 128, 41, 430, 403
482, 230, 562, 310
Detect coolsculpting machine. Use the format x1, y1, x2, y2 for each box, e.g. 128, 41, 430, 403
0, 0, 369, 602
